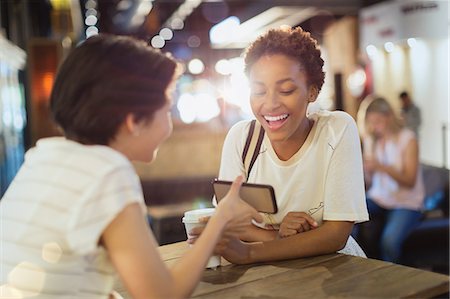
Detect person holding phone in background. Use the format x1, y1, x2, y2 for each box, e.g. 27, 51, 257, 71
353, 97, 424, 263
0, 34, 262, 299
211, 27, 369, 264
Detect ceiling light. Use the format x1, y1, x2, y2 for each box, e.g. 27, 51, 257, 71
211, 6, 317, 49
170, 18, 184, 30
384, 42, 394, 53
160, 28, 173, 40
151, 35, 165, 48
366, 44, 377, 58
187, 35, 201, 48
407, 38, 417, 48
85, 15, 98, 26
215, 59, 231, 75
116, 0, 132, 11
188, 59, 205, 75
86, 26, 99, 38
209, 16, 240, 44
165, 0, 201, 30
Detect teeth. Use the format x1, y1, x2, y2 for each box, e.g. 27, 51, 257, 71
264, 114, 289, 122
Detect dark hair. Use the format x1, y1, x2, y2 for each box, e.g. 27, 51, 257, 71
399, 91, 408, 98
244, 27, 325, 92
50, 34, 178, 145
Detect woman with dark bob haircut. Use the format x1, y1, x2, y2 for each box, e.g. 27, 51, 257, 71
0, 34, 261, 298
206, 27, 369, 263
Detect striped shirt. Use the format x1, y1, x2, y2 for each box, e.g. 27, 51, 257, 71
0, 137, 146, 298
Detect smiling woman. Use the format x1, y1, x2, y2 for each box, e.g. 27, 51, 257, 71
0, 34, 262, 299
214, 26, 370, 264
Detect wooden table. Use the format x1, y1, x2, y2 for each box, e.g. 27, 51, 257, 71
117, 241, 450, 298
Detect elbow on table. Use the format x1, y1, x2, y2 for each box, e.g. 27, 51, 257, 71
335, 238, 348, 252
321, 236, 349, 255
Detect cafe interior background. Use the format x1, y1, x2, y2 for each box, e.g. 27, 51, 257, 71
0, 0, 449, 265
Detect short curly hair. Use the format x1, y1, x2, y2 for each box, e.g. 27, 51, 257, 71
244, 27, 325, 92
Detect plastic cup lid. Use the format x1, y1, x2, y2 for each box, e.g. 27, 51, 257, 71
182, 208, 215, 223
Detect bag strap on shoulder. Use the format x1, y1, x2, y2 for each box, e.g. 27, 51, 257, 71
242, 119, 265, 180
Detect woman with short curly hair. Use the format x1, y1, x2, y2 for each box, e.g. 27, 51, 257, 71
0, 34, 262, 298
213, 27, 369, 263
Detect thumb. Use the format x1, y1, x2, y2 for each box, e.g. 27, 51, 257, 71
251, 208, 263, 223
228, 175, 244, 196
229, 176, 263, 223
304, 214, 318, 227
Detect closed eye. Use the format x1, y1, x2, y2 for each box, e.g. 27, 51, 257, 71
280, 90, 295, 95
251, 91, 266, 96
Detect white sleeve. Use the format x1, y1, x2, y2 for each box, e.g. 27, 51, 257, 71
218, 120, 250, 181
66, 166, 146, 255
213, 121, 250, 206
323, 114, 369, 223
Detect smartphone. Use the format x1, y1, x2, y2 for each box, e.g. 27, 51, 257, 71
212, 179, 278, 213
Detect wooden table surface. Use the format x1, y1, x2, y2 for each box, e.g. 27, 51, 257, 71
116, 241, 450, 299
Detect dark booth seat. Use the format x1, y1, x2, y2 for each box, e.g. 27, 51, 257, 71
400, 164, 450, 274
141, 176, 215, 245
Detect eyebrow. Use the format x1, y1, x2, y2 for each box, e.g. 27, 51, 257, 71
251, 78, 295, 85
276, 78, 295, 84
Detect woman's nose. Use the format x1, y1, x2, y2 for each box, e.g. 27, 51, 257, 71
265, 91, 281, 109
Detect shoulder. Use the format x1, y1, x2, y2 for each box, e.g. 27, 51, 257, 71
398, 128, 417, 146
34, 137, 133, 176
327, 110, 356, 126
228, 119, 253, 134
225, 119, 253, 142
311, 110, 359, 147
313, 110, 357, 133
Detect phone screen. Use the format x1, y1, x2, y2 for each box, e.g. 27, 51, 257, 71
213, 179, 278, 213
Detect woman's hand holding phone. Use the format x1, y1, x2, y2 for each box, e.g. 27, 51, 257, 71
187, 176, 262, 245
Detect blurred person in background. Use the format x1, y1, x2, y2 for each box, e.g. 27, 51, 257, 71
399, 91, 421, 137
0, 34, 262, 299
354, 97, 425, 263
200, 27, 369, 264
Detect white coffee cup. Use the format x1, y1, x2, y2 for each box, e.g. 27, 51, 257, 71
182, 208, 221, 269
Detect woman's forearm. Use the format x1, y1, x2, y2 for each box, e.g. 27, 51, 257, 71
248, 221, 353, 263
379, 165, 416, 188
240, 224, 278, 242
170, 213, 228, 298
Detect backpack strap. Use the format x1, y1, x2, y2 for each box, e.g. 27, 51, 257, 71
242, 120, 265, 180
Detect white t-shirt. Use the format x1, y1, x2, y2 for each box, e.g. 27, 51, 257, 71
366, 128, 425, 210
218, 110, 369, 256
0, 137, 146, 298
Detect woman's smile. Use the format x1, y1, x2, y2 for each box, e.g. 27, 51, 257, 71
263, 113, 290, 130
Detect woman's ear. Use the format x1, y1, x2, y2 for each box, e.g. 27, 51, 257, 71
307, 86, 319, 103
125, 114, 141, 137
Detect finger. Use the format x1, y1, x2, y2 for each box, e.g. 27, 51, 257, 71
298, 222, 311, 232
228, 175, 244, 196
214, 246, 224, 255
237, 200, 263, 223
189, 226, 205, 235
305, 216, 319, 228
186, 237, 195, 245
279, 229, 297, 238
198, 216, 211, 224
284, 222, 301, 230
291, 213, 318, 228
250, 208, 263, 223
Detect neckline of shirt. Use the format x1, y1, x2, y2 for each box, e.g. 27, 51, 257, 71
264, 115, 321, 167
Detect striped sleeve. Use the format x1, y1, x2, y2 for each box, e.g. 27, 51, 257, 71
66, 165, 145, 255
